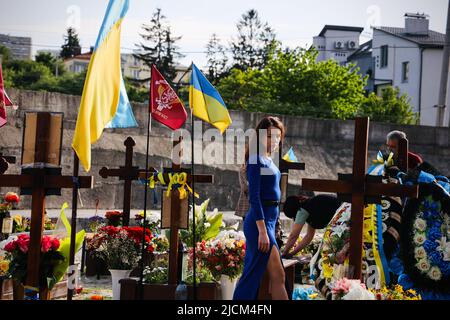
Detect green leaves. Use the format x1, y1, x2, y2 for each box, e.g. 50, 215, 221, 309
218, 47, 416, 125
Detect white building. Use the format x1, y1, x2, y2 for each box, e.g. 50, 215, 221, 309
372, 13, 447, 126
313, 25, 364, 64
121, 53, 150, 85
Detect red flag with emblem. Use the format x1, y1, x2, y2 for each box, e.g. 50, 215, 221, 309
150, 65, 187, 130
0, 64, 13, 128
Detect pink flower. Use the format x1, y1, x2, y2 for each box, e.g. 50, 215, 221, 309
4, 241, 17, 252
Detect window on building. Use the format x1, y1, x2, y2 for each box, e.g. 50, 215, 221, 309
380, 45, 388, 68
402, 61, 410, 82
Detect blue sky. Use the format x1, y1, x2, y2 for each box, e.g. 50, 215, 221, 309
0, 0, 447, 67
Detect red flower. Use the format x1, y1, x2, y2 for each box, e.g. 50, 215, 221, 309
51, 238, 60, 250
4, 240, 17, 252
4, 192, 20, 204
41, 237, 52, 253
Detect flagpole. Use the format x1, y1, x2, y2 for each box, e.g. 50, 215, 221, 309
67, 151, 79, 301
139, 68, 153, 299
190, 62, 197, 300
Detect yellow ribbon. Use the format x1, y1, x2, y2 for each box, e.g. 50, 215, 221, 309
147, 172, 199, 199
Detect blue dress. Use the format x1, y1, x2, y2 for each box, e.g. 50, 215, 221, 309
233, 155, 281, 300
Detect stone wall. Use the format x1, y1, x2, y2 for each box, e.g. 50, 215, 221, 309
1, 88, 449, 211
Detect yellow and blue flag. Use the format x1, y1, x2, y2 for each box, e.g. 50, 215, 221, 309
72, 0, 137, 172
282, 147, 299, 162
189, 63, 232, 134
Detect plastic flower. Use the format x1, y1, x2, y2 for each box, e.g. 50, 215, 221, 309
322, 262, 334, 280
414, 247, 427, 260
413, 233, 426, 246
4, 192, 20, 204
427, 266, 442, 281
0, 257, 9, 276
416, 259, 431, 272
413, 218, 427, 232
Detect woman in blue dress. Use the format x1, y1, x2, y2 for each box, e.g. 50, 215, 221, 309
233, 116, 289, 300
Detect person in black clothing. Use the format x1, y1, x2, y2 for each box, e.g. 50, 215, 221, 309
281, 194, 342, 259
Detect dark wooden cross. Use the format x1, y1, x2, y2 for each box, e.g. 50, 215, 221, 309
99, 137, 139, 226
138, 137, 213, 286
301, 117, 419, 280
0, 152, 15, 175
278, 141, 306, 203
0, 112, 94, 299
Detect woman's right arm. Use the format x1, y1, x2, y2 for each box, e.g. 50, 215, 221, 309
282, 223, 303, 257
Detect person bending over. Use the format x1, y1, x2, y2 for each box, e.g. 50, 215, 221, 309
281, 194, 342, 259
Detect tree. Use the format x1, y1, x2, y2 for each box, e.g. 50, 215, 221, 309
135, 8, 184, 82
218, 47, 367, 119
230, 9, 277, 71
35, 52, 66, 76
359, 87, 418, 124
0, 45, 12, 66
60, 27, 82, 59
205, 34, 229, 85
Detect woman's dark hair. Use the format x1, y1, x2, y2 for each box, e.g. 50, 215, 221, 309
283, 195, 309, 219
244, 116, 285, 165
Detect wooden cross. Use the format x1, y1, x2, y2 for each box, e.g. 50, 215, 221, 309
99, 137, 140, 226
301, 117, 418, 280
138, 137, 213, 285
0, 112, 94, 299
278, 141, 306, 203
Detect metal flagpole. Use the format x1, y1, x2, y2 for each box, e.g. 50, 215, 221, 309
67, 151, 80, 300
139, 67, 153, 299
191, 93, 197, 300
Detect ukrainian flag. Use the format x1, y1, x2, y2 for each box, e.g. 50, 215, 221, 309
283, 147, 299, 163
189, 63, 232, 134
72, 0, 137, 172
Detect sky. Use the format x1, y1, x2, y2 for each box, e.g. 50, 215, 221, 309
0, 0, 448, 67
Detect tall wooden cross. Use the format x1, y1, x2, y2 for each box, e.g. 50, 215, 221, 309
278, 141, 306, 203
301, 117, 419, 280
138, 137, 214, 285
99, 137, 139, 226
0, 112, 94, 299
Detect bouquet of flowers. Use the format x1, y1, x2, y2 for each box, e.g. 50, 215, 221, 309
2, 234, 64, 289
143, 256, 169, 284
369, 285, 421, 300
180, 199, 224, 246
192, 230, 246, 281
151, 235, 170, 253
0, 192, 20, 216
87, 215, 105, 233
11, 215, 30, 233
88, 226, 154, 270
0, 255, 9, 279
331, 277, 375, 300
135, 211, 161, 234
105, 211, 123, 227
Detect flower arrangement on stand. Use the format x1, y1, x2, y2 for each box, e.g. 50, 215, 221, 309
369, 285, 422, 300
2, 234, 64, 292
87, 226, 154, 300
191, 230, 246, 300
